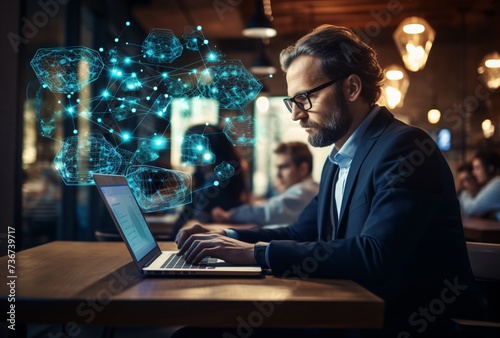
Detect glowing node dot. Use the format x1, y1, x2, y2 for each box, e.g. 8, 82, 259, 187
153, 86, 158, 91
197, 26, 202, 31
115, 38, 119, 42
213, 181, 219, 186
67, 94, 71, 98
124, 57, 131, 63
162, 72, 168, 77
97, 118, 102, 123
131, 108, 137, 113
155, 140, 162, 146
109, 129, 114, 133
269, 74, 274, 78
73, 129, 78, 134
99, 47, 104, 52
123, 133, 130, 140
76, 99, 80, 103
126, 21, 130, 26
205, 122, 209, 125
203, 39, 208, 44
146, 96, 151, 100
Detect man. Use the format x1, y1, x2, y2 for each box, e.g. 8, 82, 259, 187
176, 25, 485, 336
211, 141, 319, 227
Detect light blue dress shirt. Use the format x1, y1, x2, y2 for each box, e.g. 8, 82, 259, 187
329, 105, 380, 222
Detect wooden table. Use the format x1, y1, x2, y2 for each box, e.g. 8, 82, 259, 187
462, 217, 500, 243
0, 241, 384, 329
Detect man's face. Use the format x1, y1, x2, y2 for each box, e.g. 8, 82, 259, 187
285, 55, 352, 147
472, 158, 488, 185
274, 153, 305, 192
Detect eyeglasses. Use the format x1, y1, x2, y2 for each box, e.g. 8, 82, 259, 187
283, 74, 346, 113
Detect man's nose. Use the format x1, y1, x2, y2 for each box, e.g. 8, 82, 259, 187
291, 105, 308, 121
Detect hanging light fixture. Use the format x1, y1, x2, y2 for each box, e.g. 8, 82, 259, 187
478, 51, 500, 90
393, 17, 435, 72
242, 0, 276, 38
250, 41, 276, 75
379, 64, 409, 109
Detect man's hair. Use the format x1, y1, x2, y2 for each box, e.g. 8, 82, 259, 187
279, 24, 384, 106
274, 141, 313, 175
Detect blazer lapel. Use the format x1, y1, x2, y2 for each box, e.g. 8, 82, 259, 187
337, 108, 394, 236
317, 160, 337, 241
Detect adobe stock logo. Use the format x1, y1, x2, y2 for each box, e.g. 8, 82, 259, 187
7, 0, 71, 54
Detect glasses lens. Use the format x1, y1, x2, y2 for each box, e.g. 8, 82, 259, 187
294, 94, 310, 110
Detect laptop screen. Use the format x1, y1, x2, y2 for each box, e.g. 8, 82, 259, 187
100, 184, 156, 261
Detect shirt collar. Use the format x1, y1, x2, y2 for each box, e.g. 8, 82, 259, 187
329, 105, 381, 167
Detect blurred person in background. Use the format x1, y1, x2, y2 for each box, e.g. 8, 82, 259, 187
459, 150, 500, 221
212, 141, 319, 227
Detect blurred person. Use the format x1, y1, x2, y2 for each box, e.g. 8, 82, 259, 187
455, 161, 479, 196
211, 141, 319, 227
174, 24, 486, 337
459, 150, 500, 221
171, 124, 249, 232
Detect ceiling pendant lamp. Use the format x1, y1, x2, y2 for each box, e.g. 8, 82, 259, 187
379, 64, 409, 109
242, 0, 277, 38
250, 42, 276, 75
393, 17, 435, 72
478, 51, 500, 90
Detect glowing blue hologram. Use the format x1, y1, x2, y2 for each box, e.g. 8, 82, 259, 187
180, 134, 215, 166
214, 161, 235, 181
142, 28, 183, 64
223, 115, 256, 146
106, 47, 119, 64
30, 47, 104, 93
152, 94, 173, 117
197, 61, 262, 109
111, 96, 140, 121
54, 134, 123, 185
29, 24, 264, 186
115, 148, 135, 175
122, 74, 142, 91
38, 117, 56, 137
133, 140, 160, 164
125, 165, 192, 212
182, 26, 205, 51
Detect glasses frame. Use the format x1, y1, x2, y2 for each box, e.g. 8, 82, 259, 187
283, 74, 346, 113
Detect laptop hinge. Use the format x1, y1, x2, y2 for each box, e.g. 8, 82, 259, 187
144, 252, 162, 267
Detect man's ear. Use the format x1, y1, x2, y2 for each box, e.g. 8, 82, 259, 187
344, 74, 362, 102
298, 161, 310, 178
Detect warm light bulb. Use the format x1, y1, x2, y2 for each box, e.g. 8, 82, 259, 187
385, 86, 402, 109
386, 70, 404, 80
403, 23, 425, 34
482, 119, 495, 138
427, 109, 441, 124
485, 59, 500, 68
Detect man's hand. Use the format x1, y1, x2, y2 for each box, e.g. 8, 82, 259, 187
211, 207, 230, 223
176, 224, 257, 265
175, 223, 224, 248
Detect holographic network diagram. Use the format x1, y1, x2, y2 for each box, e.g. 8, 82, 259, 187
29, 24, 263, 212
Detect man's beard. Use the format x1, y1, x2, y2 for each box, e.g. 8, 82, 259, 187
301, 88, 352, 147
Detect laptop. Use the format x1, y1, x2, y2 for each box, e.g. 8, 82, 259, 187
93, 173, 262, 276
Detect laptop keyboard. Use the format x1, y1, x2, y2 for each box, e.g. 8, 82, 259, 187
161, 253, 217, 269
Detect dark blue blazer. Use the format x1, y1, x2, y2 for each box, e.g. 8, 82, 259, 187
234, 107, 485, 334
